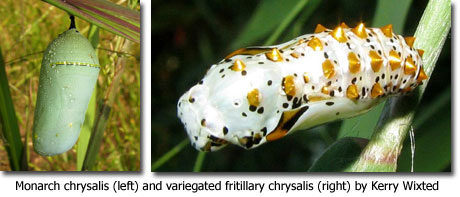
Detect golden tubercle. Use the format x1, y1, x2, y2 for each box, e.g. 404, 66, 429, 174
231, 59, 246, 71
404, 37, 416, 48
282, 75, 296, 98
291, 52, 300, 59
417, 67, 428, 82
348, 52, 361, 73
265, 48, 283, 62
322, 59, 335, 79
380, 24, 393, 38
303, 73, 309, 83
369, 50, 383, 72
314, 24, 328, 33
330, 26, 347, 43
417, 49, 425, 57
346, 84, 359, 99
340, 22, 349, 28
321, 86, 331, 95
404, 56, 417, 75
371, 83, 384, 98
388, 50, 402, 70
247, 88, 260, 107
352, 23, 367, 39
307, 37, 323, 51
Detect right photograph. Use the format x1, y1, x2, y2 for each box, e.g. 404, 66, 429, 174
152, 0, 451, 172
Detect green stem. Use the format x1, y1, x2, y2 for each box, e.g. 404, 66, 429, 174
151, 138, 189, 171
193, 151, 206, 172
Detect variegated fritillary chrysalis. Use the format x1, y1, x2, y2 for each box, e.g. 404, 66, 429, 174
178, 22, 427, 152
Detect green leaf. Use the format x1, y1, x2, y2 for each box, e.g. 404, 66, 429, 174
0, 46, 25, 171
338, 103, 385, 139
77, 83, 97, 170
281, 0, 321, 41
309, 137, 368, 172
372, 0, 413, 34
413, 87, 450, 129
77, 24, 99, 170
397, 101, 450, 172
230, 0, 309, 49
41, 0, 140, 42
88, 24, 100, 49
81, 101, 111, 171
263, 0, 311, 45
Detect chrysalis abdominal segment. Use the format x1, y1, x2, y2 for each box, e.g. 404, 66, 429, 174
177, 23, 428, 152
33, 23, 100, 156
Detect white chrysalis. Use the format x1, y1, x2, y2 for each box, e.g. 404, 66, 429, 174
177, 23, 427, 151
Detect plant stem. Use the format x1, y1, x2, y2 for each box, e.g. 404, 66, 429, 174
151, 138, 189, 171
193, 152, 206, 172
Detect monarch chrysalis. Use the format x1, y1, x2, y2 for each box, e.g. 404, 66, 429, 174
177, 23, 428, 152
33, 17, 100, 156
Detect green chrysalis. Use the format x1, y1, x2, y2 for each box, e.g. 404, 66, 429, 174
33, 17, 100, 156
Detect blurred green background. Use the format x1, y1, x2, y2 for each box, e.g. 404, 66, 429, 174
152, 0, 450, 172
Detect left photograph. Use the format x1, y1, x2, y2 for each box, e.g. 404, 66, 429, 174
0, 0, 140, 171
